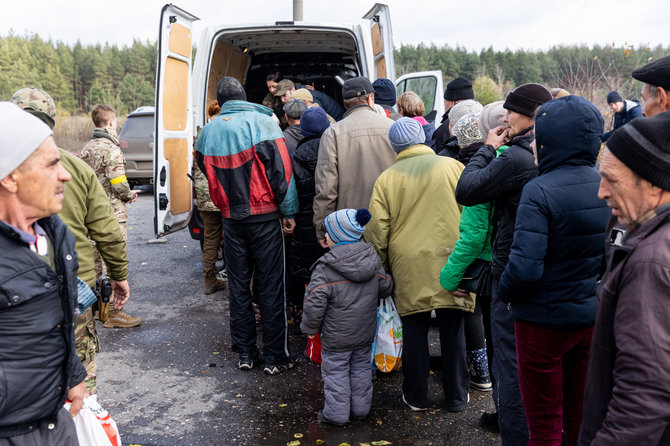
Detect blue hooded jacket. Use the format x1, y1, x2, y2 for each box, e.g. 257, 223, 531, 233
498, 95, 612, 330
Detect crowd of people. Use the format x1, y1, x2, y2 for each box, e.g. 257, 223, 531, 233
1, 53, 670, 445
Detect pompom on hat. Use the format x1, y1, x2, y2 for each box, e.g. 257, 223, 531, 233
323, 208, 371, 244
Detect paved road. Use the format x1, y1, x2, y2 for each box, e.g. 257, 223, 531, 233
96, 187, 499, 446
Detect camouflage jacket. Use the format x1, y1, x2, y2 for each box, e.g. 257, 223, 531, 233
80, 128, 134, 222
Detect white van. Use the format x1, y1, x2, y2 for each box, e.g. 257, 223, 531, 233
153, 3, 444, 237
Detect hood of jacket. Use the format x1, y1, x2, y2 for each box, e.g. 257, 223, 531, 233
622, 99, 640, 114
293, 134, 322, 167
317, 241, 379, 283
219, 100, 273, 116
535, 96, 604, 174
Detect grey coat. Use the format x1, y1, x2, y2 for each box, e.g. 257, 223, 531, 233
300, 241, 393, 352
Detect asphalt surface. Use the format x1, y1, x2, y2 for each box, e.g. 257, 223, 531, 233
96, 187, 500, 446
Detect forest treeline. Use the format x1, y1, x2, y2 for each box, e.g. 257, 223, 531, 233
1, 33, 668, 116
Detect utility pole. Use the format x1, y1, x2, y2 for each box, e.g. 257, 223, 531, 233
293, 0, 303, 21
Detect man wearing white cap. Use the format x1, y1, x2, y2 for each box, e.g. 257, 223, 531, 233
0, 102, 88, 444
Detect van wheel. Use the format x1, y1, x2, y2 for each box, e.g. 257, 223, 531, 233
128, 180, 137, 190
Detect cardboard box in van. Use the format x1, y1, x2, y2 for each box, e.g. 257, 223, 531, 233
153, 3, 444, 236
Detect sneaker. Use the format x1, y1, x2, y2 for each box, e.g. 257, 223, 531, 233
102, 309, 142, 328
238, 351, 258, 370
263, 356, 296, 375
480, 411, 500, 433
402, 393, 427, 412
317, 410, 346, 427
204, 278, 227, 295
470, 372, 492, 391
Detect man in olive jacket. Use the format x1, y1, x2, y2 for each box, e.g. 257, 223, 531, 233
312, 77, 395, 246
0, 102, 88, 443
579, 112, 670, 445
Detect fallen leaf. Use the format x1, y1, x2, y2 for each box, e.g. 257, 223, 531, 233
279, 403, 287, 408
294, 433, 303, 438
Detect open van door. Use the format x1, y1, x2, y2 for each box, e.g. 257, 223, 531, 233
362, 4, 395, 81
396, 71, 445, 125
154, 4, 199, 237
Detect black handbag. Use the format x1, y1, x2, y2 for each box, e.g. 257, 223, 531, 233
458, 258, 490, 293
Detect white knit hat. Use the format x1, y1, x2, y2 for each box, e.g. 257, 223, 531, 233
0, 102, 53, 180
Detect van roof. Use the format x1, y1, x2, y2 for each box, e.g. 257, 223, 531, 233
206, 24, 359, 55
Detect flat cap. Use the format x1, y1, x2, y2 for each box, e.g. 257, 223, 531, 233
283, 99, 307, 119
632, 55, 670, 90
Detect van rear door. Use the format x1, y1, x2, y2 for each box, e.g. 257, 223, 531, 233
362, 4, 395, 81
396, 71, 445, 124
154, 4, 199, 237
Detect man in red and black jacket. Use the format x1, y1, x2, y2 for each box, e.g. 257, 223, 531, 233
196, 77, 299, 376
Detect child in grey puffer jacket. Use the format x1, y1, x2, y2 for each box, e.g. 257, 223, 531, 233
301, 208, 393, 426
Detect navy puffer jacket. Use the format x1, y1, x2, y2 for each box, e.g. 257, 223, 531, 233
498, 95, 611, 330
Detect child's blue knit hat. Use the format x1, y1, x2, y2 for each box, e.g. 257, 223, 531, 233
323, 208, 371, 244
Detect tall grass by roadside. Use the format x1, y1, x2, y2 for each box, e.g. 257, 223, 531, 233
54, 115, 125, 154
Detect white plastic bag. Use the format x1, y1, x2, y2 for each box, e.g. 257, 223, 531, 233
64, 395, 122, 446
374, 297, 403, 372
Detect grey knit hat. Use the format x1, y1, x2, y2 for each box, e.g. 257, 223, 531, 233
448, 100, 483, 128
453, 113, 482, 148
388, 117, 425, 153
0, 102, 53, 180
478, 101, 506, 139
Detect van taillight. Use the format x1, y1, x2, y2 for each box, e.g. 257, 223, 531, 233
119, 140, 129, 149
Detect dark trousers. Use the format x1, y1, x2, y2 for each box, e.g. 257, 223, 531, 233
464, 293, 486, 351
516, 321, 593, 446
491, 277, 529, 445
222, 218, 288, 360
200, 210, 223, 287
0, 407, 79, 446
400, 309, 468, 411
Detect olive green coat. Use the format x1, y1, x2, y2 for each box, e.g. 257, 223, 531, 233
58, 149, 128, 288
366, 145, 474, 316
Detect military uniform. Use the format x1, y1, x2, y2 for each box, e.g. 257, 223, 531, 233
80, 125, 141, 328
80, 128, 134, 274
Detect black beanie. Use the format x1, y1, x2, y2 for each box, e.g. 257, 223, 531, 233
444, 77, 474, 101
503, 83, 553, 118
606, 111, 670, 190
372, 78, 397, 106
216, 77, 247, 106
606, 90, 623, 104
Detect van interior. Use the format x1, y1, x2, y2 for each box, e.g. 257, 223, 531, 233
204, 27, 363, 112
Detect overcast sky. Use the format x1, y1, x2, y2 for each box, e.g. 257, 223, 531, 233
1, 0, 667, 51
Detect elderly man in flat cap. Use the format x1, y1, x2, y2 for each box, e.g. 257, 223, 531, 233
0, 102, 88, 444
632, 54, 670, 117
579, 111, 670, 445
